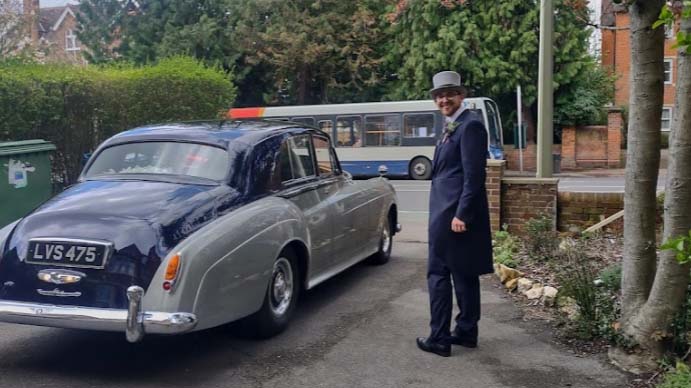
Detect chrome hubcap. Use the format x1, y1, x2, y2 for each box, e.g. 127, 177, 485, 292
382, 222, 391, 253
270, 257, 293, 316
413, 163, 426, 176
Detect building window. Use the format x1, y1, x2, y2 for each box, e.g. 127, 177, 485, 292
66, 29, 80, 51
661, 107, 672, 132
664, 59, 673, 84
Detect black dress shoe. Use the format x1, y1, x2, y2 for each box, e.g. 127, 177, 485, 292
448, 332, 478, 348
416, 337, 451, 357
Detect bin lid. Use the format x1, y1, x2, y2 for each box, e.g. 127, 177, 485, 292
0, 140, 57, 156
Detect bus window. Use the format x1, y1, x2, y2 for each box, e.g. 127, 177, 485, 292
365, 115, 401, 147
336, 116, 362, 147
318, 120, 333, 139
292, 117, 315, 126
313, 136, 335, 176
403, 113, 435, 138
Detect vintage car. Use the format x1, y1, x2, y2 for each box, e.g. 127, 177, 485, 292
0, 121, 399, 342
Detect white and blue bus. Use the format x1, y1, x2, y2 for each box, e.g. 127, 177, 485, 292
228, 98, 504, 180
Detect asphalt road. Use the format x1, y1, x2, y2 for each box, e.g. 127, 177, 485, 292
0, 178, 634, 387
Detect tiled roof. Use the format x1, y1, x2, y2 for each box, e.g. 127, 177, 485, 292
38, 4, 79, 33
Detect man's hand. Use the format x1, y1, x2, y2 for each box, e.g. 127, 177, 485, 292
451, 217, 466, 233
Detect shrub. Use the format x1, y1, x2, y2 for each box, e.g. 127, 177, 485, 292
524, 214, 558, 261
669, 281, 691, 357
597, 263, 622, 292
556, 241, 621, 341
493, 225, 520, 268
659, 362, 691, 388
0, 56, 236, 186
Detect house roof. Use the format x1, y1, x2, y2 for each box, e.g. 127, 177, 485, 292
38, 5, 79, 33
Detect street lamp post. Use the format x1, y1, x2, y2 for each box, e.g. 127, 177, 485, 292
537, 0, 554, 178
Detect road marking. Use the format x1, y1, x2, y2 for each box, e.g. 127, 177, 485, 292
399, 210, 430, 214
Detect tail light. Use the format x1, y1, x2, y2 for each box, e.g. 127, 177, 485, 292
163, 253, 181, 291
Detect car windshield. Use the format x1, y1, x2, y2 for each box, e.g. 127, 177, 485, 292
84, 142, 229, 181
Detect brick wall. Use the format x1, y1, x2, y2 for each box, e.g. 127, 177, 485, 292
503, 144, 561, 171
607, 109, 622, 167
500, 178, 559, 235
601, 11, 678, 107
558, 110, 622, 170
486, 160, 505, 234
558, 192, 624, 232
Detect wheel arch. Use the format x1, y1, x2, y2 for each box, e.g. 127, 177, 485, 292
278, 239, 310, 291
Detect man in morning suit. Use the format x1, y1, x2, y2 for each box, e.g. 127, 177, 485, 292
416, 71, 494, 357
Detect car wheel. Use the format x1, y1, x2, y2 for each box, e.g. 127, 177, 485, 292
409, 157, 432, 180
367, 215, 392, 265
248, 249, 299, 339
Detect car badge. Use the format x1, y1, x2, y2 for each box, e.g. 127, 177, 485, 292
37, 269, 86, 285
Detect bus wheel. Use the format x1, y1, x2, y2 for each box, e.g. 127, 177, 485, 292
409, 157, 432, 180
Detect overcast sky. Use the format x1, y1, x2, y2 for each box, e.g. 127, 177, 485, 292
41, 0, 78, 7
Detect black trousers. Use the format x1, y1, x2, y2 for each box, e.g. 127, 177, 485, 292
427, 255, 480, 343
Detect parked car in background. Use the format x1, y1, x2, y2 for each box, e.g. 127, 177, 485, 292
0, 120, 400, 342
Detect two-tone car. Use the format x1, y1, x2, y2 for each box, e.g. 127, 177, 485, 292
0, 120, 399, 342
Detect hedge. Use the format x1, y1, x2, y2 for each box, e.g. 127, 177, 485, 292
0, 56, 236, 186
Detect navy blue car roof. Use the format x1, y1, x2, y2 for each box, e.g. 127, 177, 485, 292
104, 120, 317, 148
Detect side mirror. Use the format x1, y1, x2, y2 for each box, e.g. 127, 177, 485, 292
378, 165, 388, 177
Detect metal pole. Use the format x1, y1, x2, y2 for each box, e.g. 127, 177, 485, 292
536, 0, 554, 178
517, 85, 524, 173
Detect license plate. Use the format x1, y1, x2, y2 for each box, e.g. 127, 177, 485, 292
26, 239, 112, 269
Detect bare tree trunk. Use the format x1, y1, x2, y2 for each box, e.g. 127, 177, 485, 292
620, 0, 665, 320
610, 2, 691, 373
297, 65, 308, 105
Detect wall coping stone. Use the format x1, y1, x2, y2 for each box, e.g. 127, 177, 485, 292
502, 178, 559, 185
487, 159, 506, 167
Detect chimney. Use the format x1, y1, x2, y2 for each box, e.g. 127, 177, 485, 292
23, 0, 40, 45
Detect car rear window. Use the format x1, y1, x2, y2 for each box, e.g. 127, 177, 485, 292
85, 142, 229, 181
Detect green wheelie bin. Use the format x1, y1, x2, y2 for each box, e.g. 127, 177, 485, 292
0, 140, 57, 228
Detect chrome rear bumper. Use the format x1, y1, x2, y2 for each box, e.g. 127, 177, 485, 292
0, 286, 196, 343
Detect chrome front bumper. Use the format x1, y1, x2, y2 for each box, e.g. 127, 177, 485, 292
0, 286, 197, 343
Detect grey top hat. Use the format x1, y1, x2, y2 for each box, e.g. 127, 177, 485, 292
430, 71, 466, 97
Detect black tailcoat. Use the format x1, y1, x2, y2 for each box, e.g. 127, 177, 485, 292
428, 109, 493, 276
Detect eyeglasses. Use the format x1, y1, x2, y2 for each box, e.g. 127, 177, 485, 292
434, 91, 461, 100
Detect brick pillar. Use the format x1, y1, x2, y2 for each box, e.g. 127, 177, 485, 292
486, 160, 505, 234
607, 108, 623, 167
561, 126, 577, 169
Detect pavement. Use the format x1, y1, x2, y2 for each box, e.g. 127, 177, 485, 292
392, 214, 631, 388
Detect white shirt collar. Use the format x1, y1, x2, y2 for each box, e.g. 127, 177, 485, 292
445, 105, 467, 123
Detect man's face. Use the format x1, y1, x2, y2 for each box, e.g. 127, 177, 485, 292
434, 90, 463, 117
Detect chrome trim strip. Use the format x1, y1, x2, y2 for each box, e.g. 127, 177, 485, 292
0, 298, 197, 342
37, 289, 82, 297
25, 237, 114, 270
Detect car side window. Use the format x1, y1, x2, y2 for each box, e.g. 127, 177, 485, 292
313, 135, 336, 176
272, 135, 316, 187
